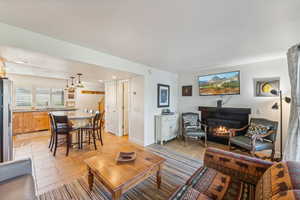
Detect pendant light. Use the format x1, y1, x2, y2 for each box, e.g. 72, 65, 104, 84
76, 73, 84, 88
64, 79, 69, 91
70, 76, 75, 88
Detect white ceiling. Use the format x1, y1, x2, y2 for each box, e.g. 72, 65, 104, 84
0, 0, 299, 72
0, 46, 137, 83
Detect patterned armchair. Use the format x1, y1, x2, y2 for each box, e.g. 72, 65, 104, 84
169, 148, 300, 200
182, 112, 207, 147
228, 118, 278, 160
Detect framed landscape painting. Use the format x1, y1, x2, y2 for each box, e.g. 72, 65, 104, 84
198, 71, 240, 96
157, 84, 170, 107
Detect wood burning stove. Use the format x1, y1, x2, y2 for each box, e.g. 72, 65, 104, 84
199, 106, 251, 144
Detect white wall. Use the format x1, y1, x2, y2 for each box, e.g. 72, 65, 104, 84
8, 73, 104, 111
144, 69, 178, 145
8, 73, 66, 108
8, 73, 65, 89
0, 22, 178, 146
129, 76, 145, 145
76, 82, 104, 111
178, 58, 290, 153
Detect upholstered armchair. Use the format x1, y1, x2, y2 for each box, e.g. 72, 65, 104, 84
182, 112, 207, 147
228, 118, 278, 160
0, 158, 36, 200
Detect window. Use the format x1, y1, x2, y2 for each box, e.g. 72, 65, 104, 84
36, 88, 50, 106
51, 88, 64, 106
15, 87, 32, 107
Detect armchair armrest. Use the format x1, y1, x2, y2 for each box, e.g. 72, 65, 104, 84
0, 158, 33, 183
198, 120, 208, 128
254, 130, 276, 140
204, 148, 273, 185
229, 125, 249, 137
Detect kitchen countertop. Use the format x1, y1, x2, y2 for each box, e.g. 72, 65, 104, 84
13, 107, 78, 113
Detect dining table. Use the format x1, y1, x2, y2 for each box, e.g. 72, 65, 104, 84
50, 110, 95, 120
50, 110, 96, 149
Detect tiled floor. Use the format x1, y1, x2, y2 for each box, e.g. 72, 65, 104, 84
13, 131, 269, 195
13, 131, 134, 195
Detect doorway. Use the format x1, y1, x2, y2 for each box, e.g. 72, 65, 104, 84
122, 81, 129, 136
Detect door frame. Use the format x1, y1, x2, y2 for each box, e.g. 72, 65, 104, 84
117, 80, 130, 136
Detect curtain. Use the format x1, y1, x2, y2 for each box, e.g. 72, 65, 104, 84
284, 44, 300, 161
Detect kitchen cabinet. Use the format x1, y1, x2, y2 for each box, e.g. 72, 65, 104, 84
12, 112, 23, 135
155, 114, 179, 145
12, 111, 50, 135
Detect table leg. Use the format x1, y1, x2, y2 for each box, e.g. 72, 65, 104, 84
156, 166, 161, 189
88, 168, 94, 191
112, 189, 122, 200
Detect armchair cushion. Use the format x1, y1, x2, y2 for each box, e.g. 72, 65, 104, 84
170, 185, 212, 200
0, 174, 35, 200
185, 128, 206, 137
245, 122, 271, 140
255, 161, 300, 200
186, 166, 231, 200
229, 136, 273, 151
0, 158, 32, 182
182, 113, 199, 127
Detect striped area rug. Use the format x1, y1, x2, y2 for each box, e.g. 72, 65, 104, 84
38, 144, 202, 200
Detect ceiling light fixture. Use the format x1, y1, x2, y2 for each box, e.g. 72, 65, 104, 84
76, 73, 84, 88
112, 75, 117, 79
64, 79, 69, 91
64, 73, 85, 90
70, 76, 75, 88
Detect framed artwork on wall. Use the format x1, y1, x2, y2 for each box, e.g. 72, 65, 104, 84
254, 77, 280, 97
182, 85, 192, 96
157, 84, 170, 107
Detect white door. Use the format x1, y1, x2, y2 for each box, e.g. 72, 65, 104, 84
123, 81, 129, 136
105, 81, 118, 134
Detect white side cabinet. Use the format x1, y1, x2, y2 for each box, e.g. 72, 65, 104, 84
155, 114, 179, 145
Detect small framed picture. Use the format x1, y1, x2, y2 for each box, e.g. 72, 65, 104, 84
254, 77, 280, 97
157, 84, 170, 107
182, 85, 192, 96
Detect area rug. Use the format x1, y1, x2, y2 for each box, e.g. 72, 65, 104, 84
38, 144, 202, 200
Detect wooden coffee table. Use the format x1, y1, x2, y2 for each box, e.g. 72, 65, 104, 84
84, 146, 165, 200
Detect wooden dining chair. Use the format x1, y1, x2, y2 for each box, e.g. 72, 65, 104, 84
48, 113, 55, 151
52, 115, 80, 156
81, 112, 102, 148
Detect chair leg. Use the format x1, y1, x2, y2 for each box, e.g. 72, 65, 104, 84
50, 132, 55, 152
96, 129, 100, 140
77, 130, 81, 150
204, 135, 207, 147
250, 150, 255, 157
88, 130, 91, 144
99, 128, 103, 146
228, 139, 231, 151
53, 133, 58, 156
93, 130, 97, 150
48, 132, 53, 149
271, 148, 275, 161
184, 136, 187, 147
66, 133, 70, 156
